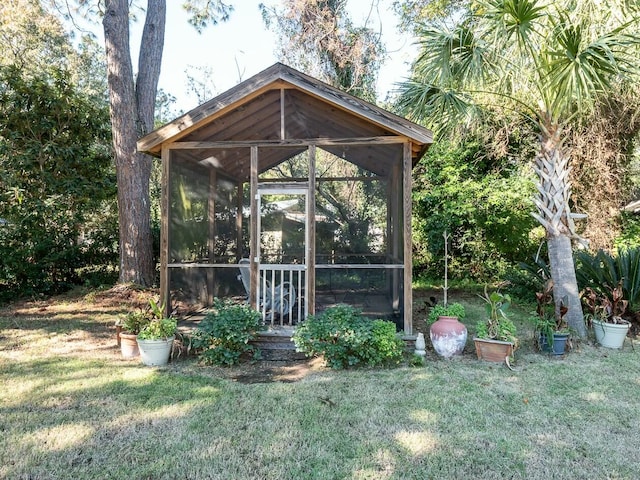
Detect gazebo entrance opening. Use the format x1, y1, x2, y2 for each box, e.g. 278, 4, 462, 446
255, 185, 309, 324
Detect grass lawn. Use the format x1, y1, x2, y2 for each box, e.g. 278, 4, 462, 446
1, 286, 639, 479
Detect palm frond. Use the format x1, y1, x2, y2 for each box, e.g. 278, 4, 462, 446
614, 247, 640, 311
394, 80, 475, 136
544, 14, 640, 117
479, 0, 546, 50
413, 22, 494, 87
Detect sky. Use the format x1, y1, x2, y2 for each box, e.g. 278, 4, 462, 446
127, 0, 418, 115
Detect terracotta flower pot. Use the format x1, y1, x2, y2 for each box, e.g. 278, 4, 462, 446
119, 332, 140, 358
430, 316, 467, 358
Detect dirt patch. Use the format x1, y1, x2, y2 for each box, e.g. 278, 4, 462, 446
222, 357, 328, 384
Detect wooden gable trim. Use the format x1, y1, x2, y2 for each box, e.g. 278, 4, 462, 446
275, 66, 433, 146
138, 78, 288, 155
138, 63, 433, 159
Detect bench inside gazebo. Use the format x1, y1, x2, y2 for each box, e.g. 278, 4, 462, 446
137, 63, 433, 344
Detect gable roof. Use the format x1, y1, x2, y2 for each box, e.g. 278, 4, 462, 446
137, 63, 433, 179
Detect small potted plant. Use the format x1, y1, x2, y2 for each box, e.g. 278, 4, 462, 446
474, 286, 518, 364
581, 282, 631, 349
531, 279, 570, 356
427, 301, 468, 358
116, 309, 150, 359
136, 298, 178, 366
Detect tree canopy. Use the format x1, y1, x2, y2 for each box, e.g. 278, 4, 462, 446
0, 65, 115, 295
261, 0, 384, 101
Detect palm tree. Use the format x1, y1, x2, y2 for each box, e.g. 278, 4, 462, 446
396, 0, 640, 337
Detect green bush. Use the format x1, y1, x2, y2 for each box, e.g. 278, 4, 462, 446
192, 299, 263, 366
575, 247, 640, 313
121, 310, 150, 335
615, 212, 640, 250
292, 305, 404, 369
412, 138, 539, 281
0, 65, 116, 299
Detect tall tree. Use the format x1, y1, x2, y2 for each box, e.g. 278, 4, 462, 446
102, 0, 165, 285
1, 0, 74, 69
392, 0, 467, 33
1, 0, 116, 296
59, 0, 233, 286
396, 0, 640, 337
260, 0, 384, 100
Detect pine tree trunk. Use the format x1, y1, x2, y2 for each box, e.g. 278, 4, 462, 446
532, 137, 587, 337
103, 0, 165, 286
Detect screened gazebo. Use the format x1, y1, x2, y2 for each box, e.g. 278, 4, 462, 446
138, 63, 433, 334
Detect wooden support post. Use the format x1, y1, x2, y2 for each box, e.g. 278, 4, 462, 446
307, 145, 316, 318
249, 146, 259, 310
390, 163, 400, 311
160, 146, 171, 318
236, 181, 244, 263
402, 142, 413, 334
207, 169, 217, 304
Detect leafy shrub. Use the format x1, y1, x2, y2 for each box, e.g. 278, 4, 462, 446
132, 297, 177, 340
0, 65, 115, 299
138, 318, 177, 340
292, 305, 404, 369
192, 299, 262, 366
121, 310, 150, 335
615, 212, 640, 250
412, 138, 539, 281
119, 297, 167, 335
575, 247, 640, 313
476, 288, 518, 346
504, 260, 548, 303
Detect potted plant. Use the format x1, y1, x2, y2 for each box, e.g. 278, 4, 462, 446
136, 298, 178, 366
531, 279, 571, 356
116, 309, 150, 359
428, 302, 468, 358
474, 286, 518, 364
581, 282, 631, 349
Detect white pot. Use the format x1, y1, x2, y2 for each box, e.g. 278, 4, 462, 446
592, 319, 630, 349
137, 336, 175, 366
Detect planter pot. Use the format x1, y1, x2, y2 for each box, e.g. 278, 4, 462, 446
539, 332, 569, 356
137, 336, 175, 366
473, 337, 514, 362
592, 319, 630, 349
119, 332, 140, 358
430, 316, 467, 358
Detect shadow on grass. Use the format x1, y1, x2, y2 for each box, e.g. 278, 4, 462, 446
2, 288, 640, 479
0, 356, 232, 479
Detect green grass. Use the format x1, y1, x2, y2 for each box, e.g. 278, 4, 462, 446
1, 288, 639, 479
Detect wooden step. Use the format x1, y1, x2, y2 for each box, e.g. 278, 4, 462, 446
250, 329, 307, 361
